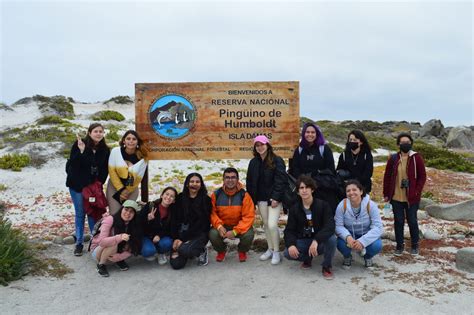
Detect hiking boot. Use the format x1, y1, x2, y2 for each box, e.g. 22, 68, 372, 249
238, 251, 247, 262
301, 261, 312, 269
216, 251, 226, 262
271, 252, 281, 265
73, 244, 83, 256
197, 248, 208, 266
158, 254, 168, 265
394, 246, 404, 256
259, 249, 273, 261
364, 258, 374, 269
410, 247, 420, 256
342, 256, 352, 270
96, 264, 109, 277
115, 260, 129, 271
322, 267, 334, 280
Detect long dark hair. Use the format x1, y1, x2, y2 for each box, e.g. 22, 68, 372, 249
252, 142, 277, 169
300, 122, 326, 149
119, 129, 148, 159
112, 207, 142, 255
83, 123, 109, 151
152, 186, 178, 224
347, 129, 372, 153
181, 173, 209, 217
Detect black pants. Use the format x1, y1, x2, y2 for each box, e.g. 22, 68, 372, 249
170, 233, 208, 270
391, 200, 420, 249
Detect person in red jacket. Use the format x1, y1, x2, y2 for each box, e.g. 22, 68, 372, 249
383, 133, 426, 256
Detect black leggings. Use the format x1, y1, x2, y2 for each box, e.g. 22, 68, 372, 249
170, 233, 208, 270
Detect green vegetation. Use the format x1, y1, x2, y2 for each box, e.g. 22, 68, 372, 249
36, 115, 68, 125
0, 153, 31, 171
104, 123, 124, 143
414, 142, 474, 173
327, 142, 343, 153
92, 110, 126, 122
104, 95, 133, 104
0, 217, 33, 286
366, 134, 399, 151
0, 184, 7, 191
35, 95, 75, 118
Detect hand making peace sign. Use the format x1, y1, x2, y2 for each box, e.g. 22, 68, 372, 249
76, 134, 85, 153
147, 206, 157, 221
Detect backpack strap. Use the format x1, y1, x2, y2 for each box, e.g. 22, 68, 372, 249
319, 145, 325, 158
343, 198, 370, 216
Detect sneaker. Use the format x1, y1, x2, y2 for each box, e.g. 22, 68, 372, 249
259, 249, 273, 261
410, 247, 420, 256
144, 255, 156, 262
96, 264, 109, 277
238, 251, 247, 262
115, 260, 129, 271
394, 247, 404, 256
158, 254, 168, 265
271, 252, 281, 265
322, 267, 334, 280
216, 251, 226, 262
365, 258, 374, 269
197, 248, 209, 266
301, 261, 312, 269
359, 248, 366, 257
342, 256, 352, 270
73, 244, 83, 256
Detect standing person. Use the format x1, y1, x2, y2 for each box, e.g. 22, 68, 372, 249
209, 168, 255, 263
290, 122, 340, 211
246, 135, 287, 265
90, 200, 142, 277
336, 130, 374, 193
283, 175, 336, 280
335, 180, 383, 269
66, 123, 110, 256
170, 173, 212, 270
140, 187, 177, 265
383, 133, 426, 256
107, 130, 148, 215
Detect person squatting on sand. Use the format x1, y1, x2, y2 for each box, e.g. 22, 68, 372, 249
140, 187, 177, 265
66, 123, 110, 257
209, 167, 255, 262
335, 179, 383, 269
90, 200, 142, 277
246, 135, 287, 265
336, 130, 374, 194
169, 173, 212, 269
284, 175, 336, 280
383, 133, 426, 256
106, 130, 148, 215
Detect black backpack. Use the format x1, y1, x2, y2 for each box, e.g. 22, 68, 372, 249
87, 217, 105, 252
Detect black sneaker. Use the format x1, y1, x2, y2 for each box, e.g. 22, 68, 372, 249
394, 246, 404, 256
410, 247, 420, 256
116, 260, 129, 271
96, 264, 109, 277
74, 244, 83, 256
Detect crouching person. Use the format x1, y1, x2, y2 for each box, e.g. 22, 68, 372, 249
283, 175, 336, 280
335, 180, 383, 269
90, 200, 142, 277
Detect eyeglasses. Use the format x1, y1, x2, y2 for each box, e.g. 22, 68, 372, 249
224, 176, 237, 180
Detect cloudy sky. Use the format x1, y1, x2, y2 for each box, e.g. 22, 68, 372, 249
1, 0, 472, 126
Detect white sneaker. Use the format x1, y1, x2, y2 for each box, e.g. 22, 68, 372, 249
158, 253, 168, 265
145, 255, 156, 262
271, 252, 281, 265
259, 249, 273, 261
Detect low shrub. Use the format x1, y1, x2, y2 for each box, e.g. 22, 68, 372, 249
36, 115, 67, 125
92, 110, 125, 122
104, 95, 132, 104
414, 142, 474, 173
0, 184, 8, 191
36, 95, 75, 118
0, 153, 31, 171
327, 142, 343, 153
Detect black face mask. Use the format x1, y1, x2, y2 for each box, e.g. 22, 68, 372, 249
347, 142, 359, 151
400, 143, 412, 153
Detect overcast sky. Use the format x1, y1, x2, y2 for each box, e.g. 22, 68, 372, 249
1, 0, 472, 126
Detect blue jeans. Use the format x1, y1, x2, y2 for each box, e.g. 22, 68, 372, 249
284, 235, 336, 268
69, 188, 95, 245
141, 236, 173, 257
392, 200, 419, 248
337, 237, 382, 259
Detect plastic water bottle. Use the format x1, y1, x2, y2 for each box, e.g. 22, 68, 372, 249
383, 203, 393, 219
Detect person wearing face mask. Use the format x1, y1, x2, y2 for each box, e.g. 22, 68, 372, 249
383, 133, 426, 256
336, 130, 374, 193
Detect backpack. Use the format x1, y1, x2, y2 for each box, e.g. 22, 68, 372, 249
87, 217, 105, 252
65, 159, 72, 175
282, 172, 298, 214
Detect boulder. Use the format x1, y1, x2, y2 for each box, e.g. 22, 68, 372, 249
456, 247, 474, 273
420, 119, 444, 138
419, 198, 436, 210
417, 210, 429, 220
422, 229, 442, 240
446, 127, 474, 150
53, 236, 64, 245
63, 235, 76, 245
425, 199, 474, 221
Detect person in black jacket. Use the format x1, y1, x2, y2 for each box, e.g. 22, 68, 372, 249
140, 187, 177, 265
66, 123, 110, 256
289, 122, 340, 212
246, 135, 287, 265
170, 173, 212, 269
283, 175, 336, 280
336, 130, 374, 193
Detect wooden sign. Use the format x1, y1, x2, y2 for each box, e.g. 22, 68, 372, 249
135, 81, 300, 160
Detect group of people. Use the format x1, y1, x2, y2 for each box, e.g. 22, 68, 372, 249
66, 122, 426, 278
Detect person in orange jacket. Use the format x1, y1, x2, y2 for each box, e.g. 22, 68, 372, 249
209, 167, 255, 262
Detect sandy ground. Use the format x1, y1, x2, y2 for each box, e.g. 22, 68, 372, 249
1, 242, 473, 315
